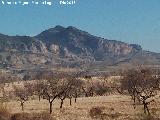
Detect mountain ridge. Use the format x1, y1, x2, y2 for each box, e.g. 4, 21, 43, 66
0, 25, 160, 79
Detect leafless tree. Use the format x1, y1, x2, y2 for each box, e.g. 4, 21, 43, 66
59, 91, 67, 108
67, 77, 83, 105
34, 80, 47, 101
58, 75, 83, 108
73, 88, 82, 103
42, 74, 74, 114
0, 71, 19, 102
0, 72, 10, 99
13, 84, 32, 111
81, 79, 95, 97
121, 68, 160, 115
121, 69, 142, 107
94, 80, 110, 96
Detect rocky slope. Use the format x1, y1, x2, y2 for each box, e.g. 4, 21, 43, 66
0, 26, 160, 78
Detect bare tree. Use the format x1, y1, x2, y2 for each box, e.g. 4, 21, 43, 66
13, 84, 31, 111
43, 74, 74, 114
34, 80, 46, 101
94, 80, 110, 96
0, 71, 10, 99
81, 79, 95, 97
121, 69, 142, 108
0, 71, 20, 102
24, 82, 35, 96
67, 77, 83, 106
121, 68, 160, 115
58, 75, 83, 108
59, 91, 67, 108
71, 73, 84, 103
73, 88, 82, 103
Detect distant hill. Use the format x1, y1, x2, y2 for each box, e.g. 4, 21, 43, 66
0, 25, 160, 79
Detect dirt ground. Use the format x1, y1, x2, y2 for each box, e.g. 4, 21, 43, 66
5, 95, 160, 120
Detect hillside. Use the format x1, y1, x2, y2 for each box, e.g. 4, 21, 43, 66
0, 26, 160, 79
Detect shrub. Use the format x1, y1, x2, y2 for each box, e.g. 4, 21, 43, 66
10, 112, 54, 120
0, 103, 10, 120
106, 112, 121, 119
10, 113, 30, 120
32, 112, 53, 120
89, 107, 104, 119
135, 113, 160, 120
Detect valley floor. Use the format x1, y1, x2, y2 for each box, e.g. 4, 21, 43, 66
5, 95, 160, 120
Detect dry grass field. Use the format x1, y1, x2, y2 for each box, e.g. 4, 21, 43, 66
0, 72, 160, 120
2, 94, 159, 120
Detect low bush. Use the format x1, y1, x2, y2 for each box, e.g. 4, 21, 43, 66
10, 112, 54, 120
0, 103, 10, 120
89, 106, 105, 119
135, 113, 160, 120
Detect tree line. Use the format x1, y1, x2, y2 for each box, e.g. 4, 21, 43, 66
0, 69, 160, 115
9, 73, 110, 114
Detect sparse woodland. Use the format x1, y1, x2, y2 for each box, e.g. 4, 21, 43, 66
0, 69, 160, 120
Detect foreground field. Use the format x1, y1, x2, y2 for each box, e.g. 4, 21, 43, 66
4, 95, 160, 120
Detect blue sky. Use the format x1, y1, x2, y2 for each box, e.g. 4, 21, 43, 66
0, 0, 160, 52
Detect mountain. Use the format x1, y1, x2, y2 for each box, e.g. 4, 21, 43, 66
36, 26, 142, 60
0, 25, 160, 79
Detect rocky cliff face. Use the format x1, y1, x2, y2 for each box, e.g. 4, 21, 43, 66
35, 26, 142, 61
0, 26, 160, 78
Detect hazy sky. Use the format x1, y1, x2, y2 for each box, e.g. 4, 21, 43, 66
0, 0, 160, 52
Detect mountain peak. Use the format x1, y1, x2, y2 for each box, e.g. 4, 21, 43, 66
36, 25, 66, 38
65, 26, 90, 36
54, 25, 66, 30
66, 26, 78, 30
37, 26, 89, 38
47, 25, 65, 33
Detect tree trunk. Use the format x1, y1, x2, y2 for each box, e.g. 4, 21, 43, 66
85, 93, 88, 97
60, 99, 64, 108
143, 100, 150, 115
91, 91, 94, 97
146, 104, 150, 115
143, 103, 146, 114
49, 102, 53, 114
75, 97, 77, 103
39, 95, 41, 101
21, 101, 24, 111
143, 101, 150, 115
141, 97, 146, 114
69, 98, 72, 106
133, 94, 136, 109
